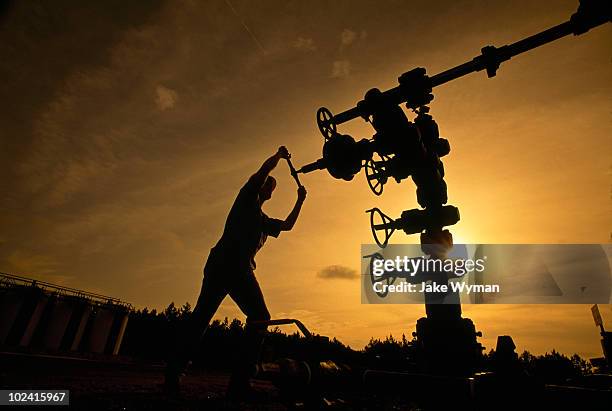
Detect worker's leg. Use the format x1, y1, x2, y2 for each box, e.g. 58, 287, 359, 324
226, 271, 271, 390
165, 259, 228, 384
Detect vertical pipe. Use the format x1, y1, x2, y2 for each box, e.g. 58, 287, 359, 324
70, 305, 92, 351
0, 289, 24, 344
41, 298, 74, 350
19, 293, 49, 347
85, 307, 115, 354
109, 311, 130, 355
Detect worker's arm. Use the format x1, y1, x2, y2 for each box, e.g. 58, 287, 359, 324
243, 146, 289, 195
241, 147, 288, 199
280, 186, 307, 231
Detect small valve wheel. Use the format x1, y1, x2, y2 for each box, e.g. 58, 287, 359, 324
365, 155, 389, 196
365, 252, 397, 298
317, 107, 337, 141
366, 207, 396, 248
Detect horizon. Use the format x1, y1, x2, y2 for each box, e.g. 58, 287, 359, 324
3, 269, 610, 358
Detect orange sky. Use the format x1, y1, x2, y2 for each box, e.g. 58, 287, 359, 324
1, 0, 610, 358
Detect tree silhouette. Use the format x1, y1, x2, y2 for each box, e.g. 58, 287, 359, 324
120, 302, 593, 383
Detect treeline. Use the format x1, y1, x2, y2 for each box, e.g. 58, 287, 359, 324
120, 302, 358, 369
120, 302, 593, 383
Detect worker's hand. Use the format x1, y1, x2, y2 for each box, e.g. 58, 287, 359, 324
297, 186, 307, 202
277, 146, 290, 160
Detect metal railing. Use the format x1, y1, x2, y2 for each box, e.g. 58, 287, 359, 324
0, 272, 133, 310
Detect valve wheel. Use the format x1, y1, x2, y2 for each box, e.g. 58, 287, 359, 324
366, 207, 396, 248
365, 252, 396, 298
364, 156, 389, 196
317, 107, 337, 141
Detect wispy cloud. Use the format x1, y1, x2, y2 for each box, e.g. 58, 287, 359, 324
340, 29, 357, 47
155, 85, 178, 111
293, 36, 317, 52
340, 28, 367, 48
332, 28, 366, 77
331, 60, 351, 78
318, 265, 358, 280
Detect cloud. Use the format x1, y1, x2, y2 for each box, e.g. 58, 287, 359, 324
340, 29, 357, 47
331, 60, 351, 78
155, 85, 178, 111
331, 28, 366, 78
293, 36, 317, 52
338, 28, 366, 52
318, 265, 358, 280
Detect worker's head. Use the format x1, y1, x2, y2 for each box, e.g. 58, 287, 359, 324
259, 176, 276, 202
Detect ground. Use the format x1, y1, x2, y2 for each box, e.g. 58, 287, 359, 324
0, 351, 289, 410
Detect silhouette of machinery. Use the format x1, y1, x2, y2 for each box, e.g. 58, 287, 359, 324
298, 0, 609, 248
300, 100, 457, 249
0, 273, 132, 355
295, 0, 610, 380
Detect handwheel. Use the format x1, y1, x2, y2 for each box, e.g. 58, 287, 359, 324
366, 207, 396, 248
365, 252, 396, 298
317, 107, 337, 141
364, 155, 389, 196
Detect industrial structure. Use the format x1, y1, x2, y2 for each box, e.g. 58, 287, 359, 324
0, 272, 132, 356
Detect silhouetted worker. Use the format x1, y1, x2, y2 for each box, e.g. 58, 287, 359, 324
165, 146, 306, 399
